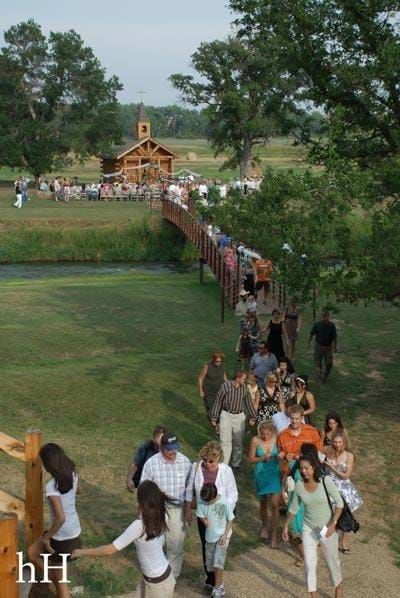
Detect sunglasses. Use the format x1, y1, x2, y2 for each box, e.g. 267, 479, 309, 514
203, 459, 216, 464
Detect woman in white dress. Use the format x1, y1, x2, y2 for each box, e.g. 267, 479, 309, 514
325, 430, 362, 554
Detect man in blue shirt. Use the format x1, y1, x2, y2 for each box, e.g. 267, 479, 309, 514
249, 342, 278, 388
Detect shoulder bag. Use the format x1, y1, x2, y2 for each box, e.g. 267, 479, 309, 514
322, 476, 360, 533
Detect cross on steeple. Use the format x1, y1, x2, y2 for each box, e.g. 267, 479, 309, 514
137, 89, 147, 103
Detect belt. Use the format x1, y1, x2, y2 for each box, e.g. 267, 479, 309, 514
223, 409, 242, 415
143, 564, 171, 584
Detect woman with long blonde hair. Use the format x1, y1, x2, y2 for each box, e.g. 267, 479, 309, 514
247, 421, 281, 548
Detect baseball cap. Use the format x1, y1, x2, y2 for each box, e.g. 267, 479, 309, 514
161, 431, 179, 451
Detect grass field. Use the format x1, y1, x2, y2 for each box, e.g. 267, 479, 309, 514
0, 266, 399, 595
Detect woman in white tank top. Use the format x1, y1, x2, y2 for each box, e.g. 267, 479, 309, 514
73, 481, 177, 597
27, 443, 82, 598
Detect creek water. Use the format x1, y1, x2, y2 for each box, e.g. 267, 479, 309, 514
0, 261, 197, 281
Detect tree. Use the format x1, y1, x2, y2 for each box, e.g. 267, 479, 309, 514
226, 1, 400, 302
117, 103, 209, 139
199, 167, 352, 308
0, 20, 123, 181
231, 0, 400, 193
170, 36, 299, 177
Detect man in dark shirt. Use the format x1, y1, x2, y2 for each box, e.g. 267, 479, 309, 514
308, 311, 338, 381
126, 425, 166, 491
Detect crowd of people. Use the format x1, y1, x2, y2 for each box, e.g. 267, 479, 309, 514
29, 301, 362, 598
12, 174, 263, 208
22, 175, 361, 598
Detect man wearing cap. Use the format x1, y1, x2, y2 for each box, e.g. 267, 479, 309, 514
210, 371, 258, 472
235, 289, 249, 318
308, 310, 338, 381
140, 430, 192, 580
126, 425, 166, 492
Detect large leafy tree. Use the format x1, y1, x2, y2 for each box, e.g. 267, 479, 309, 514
231, 0, 400, 193
198, 168, 353, 307
0, 20, 123, 181
215, 0, 400, 303
170, 36, 299, 177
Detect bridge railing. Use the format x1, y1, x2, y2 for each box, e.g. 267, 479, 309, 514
162, 198, 243, 310
162, 197, 285, 316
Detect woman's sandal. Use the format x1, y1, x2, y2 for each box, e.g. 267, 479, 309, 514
339, 547, 351, 555
294, 557, 303, 567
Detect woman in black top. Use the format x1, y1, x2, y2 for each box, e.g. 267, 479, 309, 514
257, 372, 284, 423
291, 376, 316, 425
198, 352, 227, 421
263, 309, 287, 361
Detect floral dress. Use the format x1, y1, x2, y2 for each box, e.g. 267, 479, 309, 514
327, 458, 363, 512
257, 386, 281, 423
280, 372, 295, 401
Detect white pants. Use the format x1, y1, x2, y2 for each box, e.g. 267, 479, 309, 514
302, 525, 342, 592
133, 571, 175, 597
166, 506, 186, 580
14, 193, 22, 208
219, 410, 246, 466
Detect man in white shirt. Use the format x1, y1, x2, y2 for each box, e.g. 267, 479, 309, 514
219, 184, 227, 199
272, 399, 292, 433
140, 431, 192, 580
198, 182, 208, 198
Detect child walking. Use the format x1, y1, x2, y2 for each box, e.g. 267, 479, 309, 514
197, 482, 235, 597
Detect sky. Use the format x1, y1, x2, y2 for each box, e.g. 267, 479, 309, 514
1, 0, 234, 106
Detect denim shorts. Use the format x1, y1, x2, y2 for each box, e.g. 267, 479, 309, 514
205, 534, 231, 570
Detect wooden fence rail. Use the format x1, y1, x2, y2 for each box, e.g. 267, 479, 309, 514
0, 430, 43, 596
162, 198, 283, 317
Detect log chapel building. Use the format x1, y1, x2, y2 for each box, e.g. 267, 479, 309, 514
100, 103, 178, 183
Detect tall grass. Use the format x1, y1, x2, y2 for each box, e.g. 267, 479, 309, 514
0, 217, 198, 263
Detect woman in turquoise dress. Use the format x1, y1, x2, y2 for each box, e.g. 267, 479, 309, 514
248, 421, 282, 548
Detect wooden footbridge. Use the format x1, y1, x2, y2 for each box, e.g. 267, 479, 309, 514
162, 197, 284, 320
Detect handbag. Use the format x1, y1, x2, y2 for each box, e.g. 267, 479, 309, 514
322, 476, 360, 534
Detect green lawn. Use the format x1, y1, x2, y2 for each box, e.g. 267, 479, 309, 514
0, 188, 150, 223
0, 267, 399, 595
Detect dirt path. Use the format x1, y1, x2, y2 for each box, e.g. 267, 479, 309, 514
105, 534, 399, 598
175, 533, 399, 597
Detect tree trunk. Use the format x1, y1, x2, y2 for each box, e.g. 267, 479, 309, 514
239, 136, 253, 178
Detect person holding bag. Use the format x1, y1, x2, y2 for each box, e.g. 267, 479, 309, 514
325, 429, 362, 553
187, 441, 237, 591
283, 455, 344, 598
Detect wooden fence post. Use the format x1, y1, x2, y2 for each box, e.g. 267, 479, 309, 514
24, 430, 43, 548
199, 258, 205, 284
0, 512, 18, 598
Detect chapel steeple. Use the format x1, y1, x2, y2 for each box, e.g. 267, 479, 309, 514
135, 103, 151, 139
